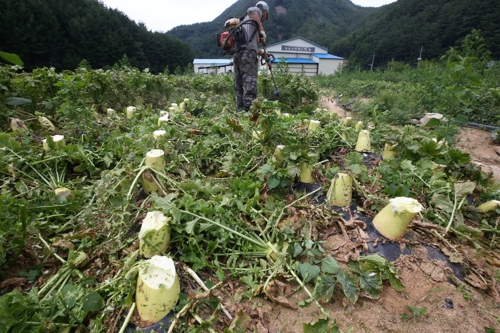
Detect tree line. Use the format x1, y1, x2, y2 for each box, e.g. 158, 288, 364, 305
169, 0, 499, 69
0, 0, 193, 73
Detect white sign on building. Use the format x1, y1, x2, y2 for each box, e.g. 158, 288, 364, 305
264, 37, 345, 77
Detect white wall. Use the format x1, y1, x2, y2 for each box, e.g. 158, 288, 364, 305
286, 64, 318, 77
194, 63, 234, 74
312, 58, 343, 76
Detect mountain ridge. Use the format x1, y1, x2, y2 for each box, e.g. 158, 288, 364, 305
168, 0, 500, 68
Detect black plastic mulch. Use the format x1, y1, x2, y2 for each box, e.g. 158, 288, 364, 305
293, 181, 465, 282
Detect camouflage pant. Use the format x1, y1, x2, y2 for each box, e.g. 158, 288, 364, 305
234, 49, 258, 111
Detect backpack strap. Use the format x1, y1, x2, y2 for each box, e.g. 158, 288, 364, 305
236, 19, 260, 52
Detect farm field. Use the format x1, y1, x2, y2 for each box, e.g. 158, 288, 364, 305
1, 41, 500, 332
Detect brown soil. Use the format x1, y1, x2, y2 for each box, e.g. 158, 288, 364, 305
238, 250, 499, 332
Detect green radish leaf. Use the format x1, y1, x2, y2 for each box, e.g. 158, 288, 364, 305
303, 318, 340, 333
346, 163, 364, 175
406, 305, 427, 316
321, 256, 341, 274
454, 181, 475, 198
82, 291, 104, 312
431, 194, 454, 213
61, 284, 79, 308
447, 148, 471, 165
423, 118, 441, 127
227, 311, 251, 333
5, 97, 31, 106
185, 219, 198, 235
0, 51, 23, 65
313, 274, 336, 303
0, 133, 21, 150
358, 254, 387, 268
401, 160, 416, 172
418, 139, 441, 155
267, 176, 280, 190
287, 164, 301, 177
293, 243, 303, 257
199, 222, 212, 232
358, 270, 383, 299
454, 115, 468, 125
225, 117, 243, 133
299, 262, 320, 283
336, 269, 360, 304
345, 152, 363, 165
385, 264, 405, 291
303, 318, 329, 333
240, 275, 253, 288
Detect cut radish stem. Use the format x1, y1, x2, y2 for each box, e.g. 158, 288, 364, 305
42, 135, 65, 151
343, 117, 352, 126
373, 197, 423, 240
355, 121, 364, 131
308, 120, 321, 132
355, 130, 371, 152
299, 163, 313, 183
477, 200, 500, 212
327, 173, 352, 207
274, 145, 285, 162
158, 116, 169, 126
126, 106, 136, 119
153, 130, 167, 139
139, 211, 171, 258
142, 149, 166, 195
383, 143, 395, 160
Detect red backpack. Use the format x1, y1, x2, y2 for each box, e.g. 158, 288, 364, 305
216, 18, 258, 55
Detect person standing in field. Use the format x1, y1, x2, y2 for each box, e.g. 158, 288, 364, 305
233, 1, 269, 112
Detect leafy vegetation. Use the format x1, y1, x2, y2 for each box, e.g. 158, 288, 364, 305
1, 40, 499, 332
314, 30, 500, 127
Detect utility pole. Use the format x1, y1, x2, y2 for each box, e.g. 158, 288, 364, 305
369, 53, 375, 71
417, 45, 424, 62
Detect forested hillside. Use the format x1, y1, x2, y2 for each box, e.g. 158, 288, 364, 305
170, 0, 499, 68
332, 0, 500, 67
168, 0, 375, 59
2, 0, 499, 71
0, 0, 193, 73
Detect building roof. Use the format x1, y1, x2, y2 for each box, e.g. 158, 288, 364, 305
272, 58, 318, 64
312, 53, 344, 60
193, 59, 232, 65
266, 37, 328, 52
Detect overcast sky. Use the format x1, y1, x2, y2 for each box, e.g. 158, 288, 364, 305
99, 0, 397, 33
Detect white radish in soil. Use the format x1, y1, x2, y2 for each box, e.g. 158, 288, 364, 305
139, 211, 171, 258
355, 130, 371, 152
327, 173, 352, 207
142, 149, 166, 195
372, 197, 423, 240
126, 106, 137, 119
42, 135, 65, 151
135, 256, 180, 323
299, 163, 314, 183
